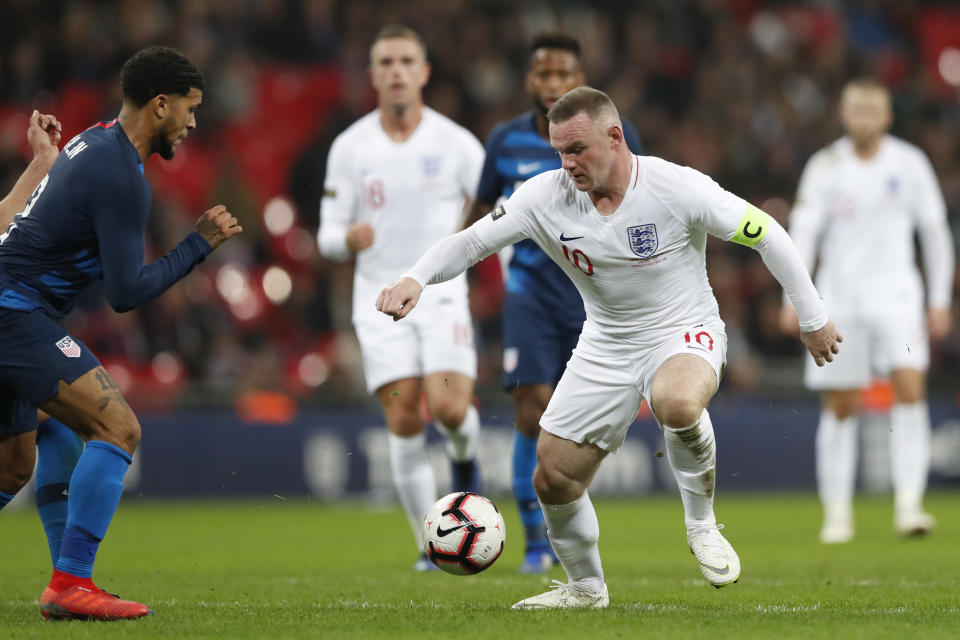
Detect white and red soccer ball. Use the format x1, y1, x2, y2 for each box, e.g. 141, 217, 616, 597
422, 492, 505, 575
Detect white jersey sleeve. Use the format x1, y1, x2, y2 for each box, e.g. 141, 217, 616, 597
788, 152, 830, 273
912, 151, 954, 308
650, 160, 827, 331
317, 134, 355, 262
404, 200, 529, 288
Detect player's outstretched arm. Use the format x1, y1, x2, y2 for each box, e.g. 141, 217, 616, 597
194, 204, 243, 250
376, 277, 423, 321
801, 319, 843, 367
0, 110, 61, 225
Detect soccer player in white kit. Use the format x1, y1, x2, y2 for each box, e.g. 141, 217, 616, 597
779, 78, 954, 543
317, 25, 485, 571
378, 87, 842, 608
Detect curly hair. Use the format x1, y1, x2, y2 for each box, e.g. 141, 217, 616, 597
120, 46, 204, 107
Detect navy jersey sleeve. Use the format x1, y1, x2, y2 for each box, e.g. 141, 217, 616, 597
621, 117, 643, 155
89, 160, 212, 313
475, 123, 510, 206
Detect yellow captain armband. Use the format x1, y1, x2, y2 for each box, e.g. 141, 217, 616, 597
730, 203, 770, 247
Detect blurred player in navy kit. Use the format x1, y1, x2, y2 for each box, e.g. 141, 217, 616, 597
0, 110, 90, 576
463, 32, 642, 573
0, 46, 242, 621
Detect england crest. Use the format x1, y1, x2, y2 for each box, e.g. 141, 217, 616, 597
627, 224, 658, 258
56, 336, 81, 358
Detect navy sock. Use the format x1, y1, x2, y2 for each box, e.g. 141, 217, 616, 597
55, 441, 131, 578
35, 417, 85, 565
0, 489, 15, 510
512, 431, 548, 548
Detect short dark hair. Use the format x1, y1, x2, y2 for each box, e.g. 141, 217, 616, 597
370, 24, 428, 62
547, 86, 619, 125
530, 31, 580, 58
121, 46, 204, 107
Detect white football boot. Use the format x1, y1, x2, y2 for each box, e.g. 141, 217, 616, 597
819, 504, 854, 544
687, 524, 740, 588
511, 580, 609, 609
895, 511, 935, 538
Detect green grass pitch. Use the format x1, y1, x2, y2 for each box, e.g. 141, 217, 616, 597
1, 491, 958, 638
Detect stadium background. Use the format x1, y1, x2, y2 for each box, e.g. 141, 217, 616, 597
2, 0, 960, 499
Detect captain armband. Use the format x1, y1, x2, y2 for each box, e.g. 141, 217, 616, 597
730, 203, 770, 247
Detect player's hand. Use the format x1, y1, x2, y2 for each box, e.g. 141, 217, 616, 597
778, 304, 800, 337
346, 222, 374, 253
928, 306, 951, 341
27, 110, 61, 162
376, 277, 423, 321
801, 319, 842, 367
195, 205, 243, 249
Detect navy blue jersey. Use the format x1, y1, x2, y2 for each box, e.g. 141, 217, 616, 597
0, 120, 211, 318
476, 110, 642, 323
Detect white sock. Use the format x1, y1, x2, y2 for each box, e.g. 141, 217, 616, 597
540, 492, 604, 590
663, 409, 717, 529
816, 410, 857, 518
890, 401, 930, 516
387, 432, 437, 551
433, 405, 480, 462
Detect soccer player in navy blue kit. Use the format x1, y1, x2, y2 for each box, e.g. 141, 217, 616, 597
464, 33, 642, 573
0, 46, 242, 621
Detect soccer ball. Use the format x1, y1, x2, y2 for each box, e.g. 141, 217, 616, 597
422, 492, 505, 575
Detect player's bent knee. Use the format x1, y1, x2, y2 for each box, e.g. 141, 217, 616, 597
0, 458, 35, 494
430, 402, 467, 429
533, 463, 582, 504
654, 394, 704, 429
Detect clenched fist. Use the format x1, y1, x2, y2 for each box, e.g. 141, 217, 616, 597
376, 277, 423, 321
195, 205, 243, 249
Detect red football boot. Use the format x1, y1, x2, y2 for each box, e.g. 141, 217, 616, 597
40, 571, 151, 621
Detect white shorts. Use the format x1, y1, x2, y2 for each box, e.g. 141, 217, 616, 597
804, 311, 928, 390
354, 294, 476, 394
541, 322, 727, 452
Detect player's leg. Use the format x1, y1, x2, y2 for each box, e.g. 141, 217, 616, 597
39, 365, 150, 620
35, 409, 85, 565
888, 367, 933, 535
423, 371, 481, 493
0, 309, 147, 619
875, 310, 932, 536
805, 321, 869, 543
512, 383, 556, 572
817, 390, 860, 543
513, 348, 638, 609
356, 314, 437, 568
512, 431, 609, 609
647, 325, 738, 587
0, 430, 37, 509
376, 377, 438, 569
417, 295, 480, 494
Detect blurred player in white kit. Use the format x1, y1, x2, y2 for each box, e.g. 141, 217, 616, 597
317, 25, 485, 570
379, 87, 841, 607
779, 77, 954, 543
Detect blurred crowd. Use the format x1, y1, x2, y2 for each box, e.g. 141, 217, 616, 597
1, 0, 959, 408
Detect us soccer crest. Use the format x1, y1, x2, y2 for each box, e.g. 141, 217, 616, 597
627, 224, 658, 258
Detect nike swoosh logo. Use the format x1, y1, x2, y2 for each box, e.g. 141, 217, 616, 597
517, 161, 542, 174
559, 233, 584, 242
436, 523, 467, 537
699, 561, 730, 575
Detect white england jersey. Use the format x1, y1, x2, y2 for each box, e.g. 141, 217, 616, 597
318, 107, 484, 319
789, 135, 952, 318
454, 155, 823, 350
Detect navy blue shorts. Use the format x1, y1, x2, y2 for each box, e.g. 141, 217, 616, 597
0, 308, 100, 435
501, 289, 584, 391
